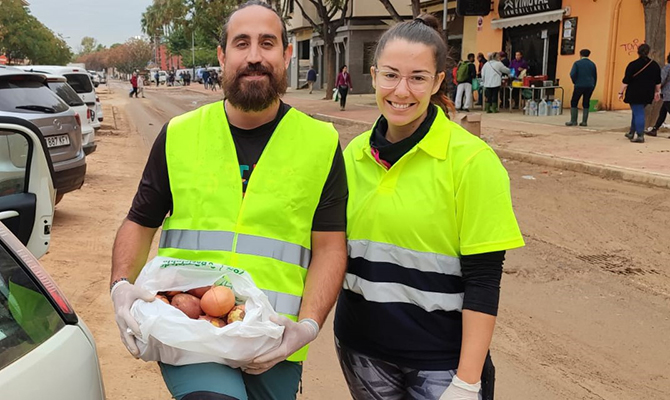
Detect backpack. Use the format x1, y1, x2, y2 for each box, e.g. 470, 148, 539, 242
456, 61, 471, 83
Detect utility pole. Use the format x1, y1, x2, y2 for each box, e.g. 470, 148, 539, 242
191, 30, 195, 78
443, 0, 448, 43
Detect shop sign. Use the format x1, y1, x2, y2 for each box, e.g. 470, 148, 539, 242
499, 0, 562, 18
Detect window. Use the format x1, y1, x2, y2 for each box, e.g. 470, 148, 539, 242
363, 42, 377, 74
62, 73, 93, 94
0, 78, 70, 114
0, 131, 29, 196
47, 82, 85, 107
0, 242, 64, 370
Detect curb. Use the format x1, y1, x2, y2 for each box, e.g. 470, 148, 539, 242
311, 112, 670, 190
493, 148, 670, 190
311, 113, 373, 128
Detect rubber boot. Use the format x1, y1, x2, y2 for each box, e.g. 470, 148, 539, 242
579, 109, 589, 126
565, 108, 578, 126
625, 130, 635, 140
631, 133, 645, 143
492, 103, 499, 113
485, 103, 492, 113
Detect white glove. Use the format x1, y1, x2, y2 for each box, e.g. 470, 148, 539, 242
439, 375, 481, 400
111, 280, 155, 357
243, 315, 319, 375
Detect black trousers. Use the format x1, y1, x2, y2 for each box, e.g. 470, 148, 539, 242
570, 86, 594, 109
339, 85, 349, 108
653, 100, 670, 129
485, 87, 500, 106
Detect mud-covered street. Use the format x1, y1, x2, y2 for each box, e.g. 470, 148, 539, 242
40, 82, 670, 400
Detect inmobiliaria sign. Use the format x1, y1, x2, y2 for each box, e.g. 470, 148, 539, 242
499, 0, 563, 18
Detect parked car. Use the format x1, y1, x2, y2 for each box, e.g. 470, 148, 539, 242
95, 95, 103, 124
98, 72, 107, 84
0, 116, 106, 399
41, 74, 96, 155
88, 71, 100, 88
0, 66, 86, 204
21, 66, 101, 130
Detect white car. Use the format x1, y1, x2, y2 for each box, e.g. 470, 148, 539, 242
41, 74, 96, 155
88, 71, 100, 88
20, 66, 101, 130
0, 117, 106, 399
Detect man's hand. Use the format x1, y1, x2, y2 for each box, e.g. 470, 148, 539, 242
243, 316, 319, 375
654, 91, 661, 102
111, 280, 155, 357
439, 375, 481, 400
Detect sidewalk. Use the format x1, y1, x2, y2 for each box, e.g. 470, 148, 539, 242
183, 83, 670, 189
283, 88, 670, 190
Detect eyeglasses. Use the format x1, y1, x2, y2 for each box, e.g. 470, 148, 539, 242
374, 68, 436, 92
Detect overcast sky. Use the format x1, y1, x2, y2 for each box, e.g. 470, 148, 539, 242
27, 0, 154, 51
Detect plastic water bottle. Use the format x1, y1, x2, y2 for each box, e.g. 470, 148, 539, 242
528, 100, 538, 116
538, 99, 548, 116
552, 98, 562, 115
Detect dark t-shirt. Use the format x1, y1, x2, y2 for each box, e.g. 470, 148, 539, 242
128, 102, 347, 231
623, 57, 662, 105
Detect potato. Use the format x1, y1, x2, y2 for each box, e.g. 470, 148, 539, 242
226, 305, 246, 324
171, 293, 202, 319
198, 314, 227, 328
187, 286, 212, 299
155, 294, 170, 304
200, 286, 235, 317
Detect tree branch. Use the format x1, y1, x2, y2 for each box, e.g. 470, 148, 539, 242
377, 0, 403, 22
295, 0, 322, 34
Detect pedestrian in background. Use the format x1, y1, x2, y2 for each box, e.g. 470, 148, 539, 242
202, 68, 211, 89
336, 65, 353, 111
475, 52, 487, 106
336, 14, 524, 400
566, 49, 597, 127
129, 72, 138, 98
307, 65, 317, 94
646, 52, 670, 137
210, 70, 219, 91
154, 71, 160, 86
455, 53, 476, 112
481, 52, 510, 113
499, 51, 510, 68
110, 2, 347, 399
509, 51, 528, 109
137, 73, 146, 98
619, 43, 661, 143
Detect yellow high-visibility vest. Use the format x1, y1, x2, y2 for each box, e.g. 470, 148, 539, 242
158, 101, 339, 361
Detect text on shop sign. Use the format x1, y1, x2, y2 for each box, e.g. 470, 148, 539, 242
499, 0, 562, 18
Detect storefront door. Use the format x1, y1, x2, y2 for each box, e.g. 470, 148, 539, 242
503, 21, 560, 80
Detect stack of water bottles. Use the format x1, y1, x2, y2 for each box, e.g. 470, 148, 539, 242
524, 98, 562, 116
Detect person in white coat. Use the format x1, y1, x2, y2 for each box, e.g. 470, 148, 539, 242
480, 52, 511, 113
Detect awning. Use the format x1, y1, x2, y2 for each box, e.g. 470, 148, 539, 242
491, 9, 567, 30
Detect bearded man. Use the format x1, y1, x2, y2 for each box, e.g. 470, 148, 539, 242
109, 1, 348, 399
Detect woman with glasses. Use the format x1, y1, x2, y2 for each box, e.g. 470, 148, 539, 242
334, 14, 524, 400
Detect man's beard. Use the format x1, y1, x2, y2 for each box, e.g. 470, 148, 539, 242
223, 62, 287, 112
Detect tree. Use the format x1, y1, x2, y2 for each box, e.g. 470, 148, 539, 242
642, 0, 666, 126
0, 0, 72, 64
377, 0, 402, 22
79, 36, 98, 56
411, 0, 421, 17
293, 0, 350, 99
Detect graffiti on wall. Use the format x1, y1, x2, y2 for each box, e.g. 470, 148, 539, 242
620, 39, 643, 56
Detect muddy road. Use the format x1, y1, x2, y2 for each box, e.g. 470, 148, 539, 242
39, 81, 670, 399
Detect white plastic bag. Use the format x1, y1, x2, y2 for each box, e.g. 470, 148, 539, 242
131, 257, 284, 367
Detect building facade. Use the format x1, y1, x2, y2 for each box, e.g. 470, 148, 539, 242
284, 0, 413, 94
466, 0, 670, 110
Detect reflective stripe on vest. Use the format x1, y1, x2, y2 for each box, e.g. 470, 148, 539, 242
343, 273, 464, 313
262, 289, 302, 316
348, 239, 461, 276
160, 230, 310, 269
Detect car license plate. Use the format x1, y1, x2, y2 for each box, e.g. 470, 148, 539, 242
46, 134, 70, 148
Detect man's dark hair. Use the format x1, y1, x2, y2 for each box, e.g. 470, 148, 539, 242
467, 53, 475, 61
637, 43, 650, 58
580, 49, 591, 57
219, 0, 289, 52
516, 50, 523, 57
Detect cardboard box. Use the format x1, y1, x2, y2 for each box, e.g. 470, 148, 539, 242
455, 113, 481, 137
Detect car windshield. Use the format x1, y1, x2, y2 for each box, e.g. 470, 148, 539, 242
0, 243, 65, 370
0, 78, 69, 114
47, 81, 84, 107
62, 74, 93, 94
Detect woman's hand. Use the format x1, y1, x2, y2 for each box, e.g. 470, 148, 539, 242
654, 91, 661, 102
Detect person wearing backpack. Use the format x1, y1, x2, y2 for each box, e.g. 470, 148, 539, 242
455, 53, 477, 111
